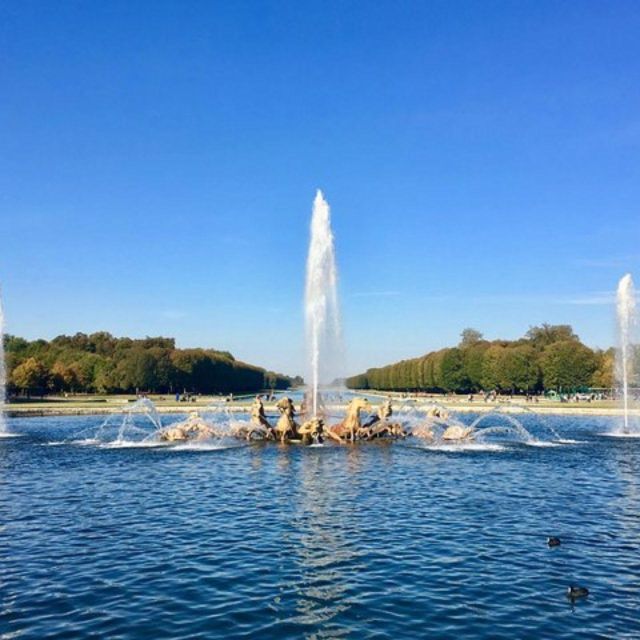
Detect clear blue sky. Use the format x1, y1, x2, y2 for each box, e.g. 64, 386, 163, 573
2, 1, 639, 377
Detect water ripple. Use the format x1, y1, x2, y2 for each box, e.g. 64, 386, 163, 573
1, 414, 640, 638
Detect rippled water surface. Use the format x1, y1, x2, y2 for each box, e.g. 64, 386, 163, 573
2, 414, 640, 639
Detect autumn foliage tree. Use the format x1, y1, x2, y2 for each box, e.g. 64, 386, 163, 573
11, 357, 48, 396
5, 332, 296, 396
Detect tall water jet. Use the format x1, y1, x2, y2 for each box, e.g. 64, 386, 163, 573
616, 274, 637, 433
0, 290, 6, 433
305, 190, 343, 416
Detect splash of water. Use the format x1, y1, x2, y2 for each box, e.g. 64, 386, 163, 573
0, 291, 6, 433
616, 273, 636, 433
117, 397, 163, 442
470, 412, 535, 442
71, 398, 164, 444
493, 404, 562, 441
304, 190, 343, 416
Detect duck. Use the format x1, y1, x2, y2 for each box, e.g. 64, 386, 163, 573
567, 585, 589, 599
547, 536, 561, 547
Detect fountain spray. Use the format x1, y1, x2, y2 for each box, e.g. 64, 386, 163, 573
0, 290, 6, 433
616, 274, 636, 433
304, 190, 342, 416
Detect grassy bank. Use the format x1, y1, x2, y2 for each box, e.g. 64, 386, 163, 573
6, 393, 255, 417
5, 392, 637, 418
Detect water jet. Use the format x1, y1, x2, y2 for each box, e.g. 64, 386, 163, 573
304, 190, 343, 417
616, 273, 637, 434
0, 290, 6, 433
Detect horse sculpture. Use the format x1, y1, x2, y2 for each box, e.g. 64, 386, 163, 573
441, 424, 475, 441
359, 398, 407, 439
298, 416, 325, 445
159, 412, 218, 442
157, 396, 448, 447
410, 405, 475, 442
246, 395, 276, 441
326, 397, 372, 442
275, 397, 299, 443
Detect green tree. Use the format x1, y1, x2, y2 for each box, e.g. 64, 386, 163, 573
460, 328, 484, 347
481, 345, 506, 390
541, 340, 597, 391
462, 342, 489, 390
526, 324, 578, 349
421, 355, 435, 389
501, 344, 539, 392
4, 335, 29, 353
50, 361, 78, 392
88, 332, 118, 356
591, 348, 615, 389
116, 349, 161, 392
345, 323, 608, 396
440, 348, 469, 392
6, 333, 296, 396
430, 350, 448, 390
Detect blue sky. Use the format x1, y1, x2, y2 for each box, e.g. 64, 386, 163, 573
2, 1, 639, 377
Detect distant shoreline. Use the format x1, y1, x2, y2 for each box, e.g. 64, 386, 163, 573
5, 394, 637, 419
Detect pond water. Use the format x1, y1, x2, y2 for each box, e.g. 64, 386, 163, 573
1, 414, 639, 639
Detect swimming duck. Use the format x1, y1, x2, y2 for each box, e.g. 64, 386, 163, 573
567, 585, 589, 599
547, 536, 561, 547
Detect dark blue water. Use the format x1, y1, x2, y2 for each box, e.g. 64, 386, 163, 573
1, 414, 640, 639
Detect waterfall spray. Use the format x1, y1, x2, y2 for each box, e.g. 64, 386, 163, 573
616, 273, 636, 433
304, 190, 342, 416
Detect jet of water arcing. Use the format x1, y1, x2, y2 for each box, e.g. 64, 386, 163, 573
470, 412, 535, 442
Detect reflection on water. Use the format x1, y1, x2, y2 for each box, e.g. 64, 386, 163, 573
1, 414, 640, 639
613, 441, 640, 539
290, 452, 358, 637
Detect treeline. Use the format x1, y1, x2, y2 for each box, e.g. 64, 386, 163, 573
346, 325, 622, 394
5, 332, 301, 396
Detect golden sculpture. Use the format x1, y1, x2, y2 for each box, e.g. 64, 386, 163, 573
159, 412, 217, 441
274, 397, 299, 443
156, 396, 472, 446
326, 397, 371, 442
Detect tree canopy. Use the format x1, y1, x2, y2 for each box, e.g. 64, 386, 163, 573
346, 324, 618, 394
5, 332, 299, 395
459, 328, 484, 347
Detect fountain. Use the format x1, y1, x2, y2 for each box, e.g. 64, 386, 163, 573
401, 402, 572, 448
1, 187, 583, 450
0, 290, 6, 433
304, 190, 343, 416
616, 274, 637, 434
63, 397, 250, 449
469, 412, 536, 443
